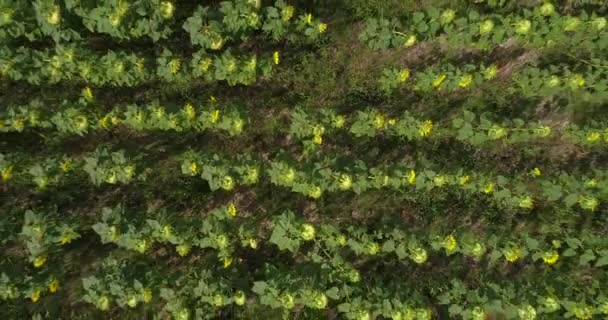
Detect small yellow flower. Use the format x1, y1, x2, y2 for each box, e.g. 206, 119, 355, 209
337, 235, 347, 246
135, 239, 149, 253
60, 236, 71, 245
514, 19, 532, 35
585, 179, 597, 188
318, 22, 327, 33
539, 3, 555, 16
99, 115, 111, 129
403, 35, 416, 47
248, 238, 258, 249
418, 120, 433, 137
591, 17, 607, 31
504, 247, 521, 262
433, 175, 447, 187
367, 242, 380, 255
223, 257, 233, 268
184, 103, 196, 120
338, 174, 353, 190
33, 256, 47, 268
399, 68, 410, 82
388, 118, 396, 126
61, 159, 71, 172
573, 305, 593, 320
31, 289, 41, 303
227, 203, 237, 217
210, 37, 224, 50
2, 165, 13, 181
568, 74, 586, 89
484, 65, 498, 80
483, 183, 494, 194
300, 224, 316, 240
143, 288, 153, 303
532, 167, 541, 177
312, 133, 323, 145
518, 196, 534, 209
221, 175, 235, 191
306, 13, 312, 25
168, 58, 181, 75
408, 169, 416, 185
535, 125, 552, 137
160, 1, 175, 19
578, 195, 599, 211
433, 74, 447, 88
199, 57, 212, 72
189, 161, 198, 176
443, 235, 457, 253
176, 244, 191, 257
564, 16, 581, 32
411, 247, 428, 264
82, 87, 93, 101
46, 5, 61, 25
308, 185, 322, 199
281, 5, 294, 22
586, 132, 601, 142
373, 113, 385, 129
542, 250, 559, 265
49, 279, 59, 293
273, 51, 280, 65
210, 110, 220, 124
333, 115, 345, 128
459, 175, 470, 185
458, 74, 473, 88
12, 118, 24, 131
113, 61, 125, 74
479, 19, 494, 34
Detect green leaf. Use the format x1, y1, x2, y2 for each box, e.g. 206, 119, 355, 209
382, 239, 396, 253
326, 287, 340, 300
595, 255, 608, 267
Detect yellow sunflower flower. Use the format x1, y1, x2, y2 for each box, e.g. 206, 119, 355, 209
49, 279, 59, 293
160, 1, 175, 19
223, 257, 233, 268
542, 250, 559, 265
418, 120, 433, 137
483, 183, 494, 194
318, 22, 327, 33
443, 235, 457, 253
227, 203, 237, 217
408, 169, 416, 185
33, 256, 47, 268
458, 74, 473, 88
210, 110, 220, 124
399, 68, 410, 82
504, 247, 521, 263
273, 51, 279, 65
31, 289, 41, 303
586, 132, 601, 142
432, 74, 447, 88
2, 165, 13, 181
459, 175, 470, 185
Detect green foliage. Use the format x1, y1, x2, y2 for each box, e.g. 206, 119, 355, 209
2, 1, 608, 319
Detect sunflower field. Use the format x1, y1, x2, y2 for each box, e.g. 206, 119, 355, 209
1, 0, 608, 319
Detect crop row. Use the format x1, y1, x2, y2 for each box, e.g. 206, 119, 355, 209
1, 0, 327, 44
3, 98, 608, 152
360, 6, 607, 53
290, 108, 608, 150
378, 62, 608, 104
3, 205, 608, 319
0, 45, 277, 86
1, 149, 607, 212
1, 98, 245, 136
